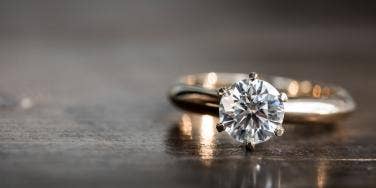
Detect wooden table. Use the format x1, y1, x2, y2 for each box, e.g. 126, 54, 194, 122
0, 1, 375, 187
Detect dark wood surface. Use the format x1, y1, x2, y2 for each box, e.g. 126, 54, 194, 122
0, 1, 375, 187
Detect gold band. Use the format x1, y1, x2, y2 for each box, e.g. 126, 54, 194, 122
169, 73, 356, 124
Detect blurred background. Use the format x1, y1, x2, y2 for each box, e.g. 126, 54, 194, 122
0, 1, 375, 187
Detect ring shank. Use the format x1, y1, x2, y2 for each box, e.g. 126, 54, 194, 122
169, 73, 356, 124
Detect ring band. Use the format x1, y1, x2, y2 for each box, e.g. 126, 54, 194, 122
169, 72, 356, 124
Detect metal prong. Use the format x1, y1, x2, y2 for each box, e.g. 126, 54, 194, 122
245, 142, 255, 151
216, 123, 225, 132
249, 72, 259, 81
279, 92, 288, 102
218, 88, 226, 96
274, 126, 285, 136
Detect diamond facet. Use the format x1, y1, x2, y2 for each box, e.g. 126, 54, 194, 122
219, 78, 285, 145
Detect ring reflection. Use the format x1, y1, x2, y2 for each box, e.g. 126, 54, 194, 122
178, 113, 217, 165
165, 113, 341, 187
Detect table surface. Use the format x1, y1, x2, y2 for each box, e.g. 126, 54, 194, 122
0, 1, 375, 187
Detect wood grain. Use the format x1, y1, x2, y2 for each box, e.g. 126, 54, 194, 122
0, 1, 375, 187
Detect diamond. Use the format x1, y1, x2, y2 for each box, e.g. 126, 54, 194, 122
219, 78, 285, 145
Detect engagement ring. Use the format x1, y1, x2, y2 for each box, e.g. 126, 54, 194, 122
169, 72, 356, 150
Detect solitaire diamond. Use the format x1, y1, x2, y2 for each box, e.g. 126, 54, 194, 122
219, 77, 285, 145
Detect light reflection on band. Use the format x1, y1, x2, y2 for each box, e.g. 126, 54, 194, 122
300, 80, 312, 94
199, 73, 332, 99
203, 72, 218, 89
288, 80, 299, 97
284, 102, 338, 115
286, 79, 332, 99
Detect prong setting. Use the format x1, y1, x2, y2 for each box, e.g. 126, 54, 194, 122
274, 126, 285, 136
216, 123, 225, 132
249, 72, 259, 81
218, 88, 226, 96
279, 92, 288, 102
218, 72, 286, 152
245, 142, 255, 151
